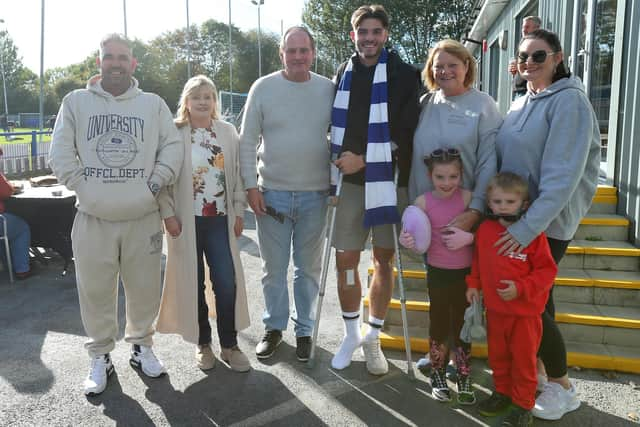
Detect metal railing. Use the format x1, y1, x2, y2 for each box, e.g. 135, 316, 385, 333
0, 131, 53, 175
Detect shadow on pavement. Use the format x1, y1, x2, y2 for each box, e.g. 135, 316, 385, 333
138, 366, 325, 426
86, 371, 155, 426
0, 257, 77, 394
0, 255, 128, 395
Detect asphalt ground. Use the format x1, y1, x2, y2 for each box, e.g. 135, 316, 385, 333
1, 210, 639, 426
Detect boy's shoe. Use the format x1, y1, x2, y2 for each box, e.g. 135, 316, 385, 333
456, 375, 476, 405
362, 337, 388, 375
129, 344, 167, 378
478, 391, 512, 416
255, 329, 282, 359
295, 336, 312, 362
532, 381, 580, 420
220, 346, 250, 372
84, 353, 114, 396
502, 405, 533, 426
196, 344, 216, 371
430, 369, 451, 402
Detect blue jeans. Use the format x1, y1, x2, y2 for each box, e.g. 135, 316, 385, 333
195, 215, 237, 348
0, 212, 31, 273
257, 189, 328, 337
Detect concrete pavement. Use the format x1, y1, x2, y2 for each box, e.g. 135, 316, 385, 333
1, 210, 639, 426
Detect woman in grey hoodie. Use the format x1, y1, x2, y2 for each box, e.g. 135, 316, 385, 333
494, 29, 600, 423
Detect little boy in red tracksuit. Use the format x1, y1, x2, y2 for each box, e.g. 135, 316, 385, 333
466, 172, 557, 426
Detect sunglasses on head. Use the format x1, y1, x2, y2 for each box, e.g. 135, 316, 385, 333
423, 148, 460, 165
517, 50, 557, 64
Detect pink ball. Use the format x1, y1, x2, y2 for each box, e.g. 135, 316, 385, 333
401, 205, 431, 254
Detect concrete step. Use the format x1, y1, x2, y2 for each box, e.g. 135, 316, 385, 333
554, 268, 640, 307
370, 263, 640, 300
574, 214, 629, 241
384, 270, 640, 307
379, 325, 640, 374
560, 240, 640, 271
364, 296, 640, 348
554, 301, 640, 347
589, 185, 617, 214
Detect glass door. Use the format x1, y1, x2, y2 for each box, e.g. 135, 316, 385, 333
589, 0, 617, 168
573, 0, 618, 178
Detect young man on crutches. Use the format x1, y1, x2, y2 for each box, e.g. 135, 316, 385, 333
329, 5, 421, 375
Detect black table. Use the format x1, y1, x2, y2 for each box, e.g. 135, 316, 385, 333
5, 184, 76, 273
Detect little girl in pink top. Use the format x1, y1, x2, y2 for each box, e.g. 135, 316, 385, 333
400, 148, 475, 405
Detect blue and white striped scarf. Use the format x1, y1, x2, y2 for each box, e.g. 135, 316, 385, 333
330, 48, 400, 228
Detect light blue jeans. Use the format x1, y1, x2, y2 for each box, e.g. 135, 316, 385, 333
257, 189, 328, 337
0, 212, 31, 273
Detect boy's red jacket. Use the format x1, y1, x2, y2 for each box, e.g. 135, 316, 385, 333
466, 219, 558, 317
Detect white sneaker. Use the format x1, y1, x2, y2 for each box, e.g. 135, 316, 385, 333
130, 344, 167, 378
331, 336, 362, 370
532, 381, 580, 420
361, 337, 388, 375
84, 354, 114, 396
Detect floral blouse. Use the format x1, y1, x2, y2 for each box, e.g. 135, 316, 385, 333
191, 127, 226, 217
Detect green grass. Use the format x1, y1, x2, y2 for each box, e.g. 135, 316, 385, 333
0, 128, 52, 144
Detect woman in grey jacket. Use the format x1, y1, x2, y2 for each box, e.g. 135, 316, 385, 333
495, 29, 600, 422
410, 39, 502, 230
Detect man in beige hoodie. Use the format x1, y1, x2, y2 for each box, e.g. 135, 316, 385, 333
49, 34, 183, 397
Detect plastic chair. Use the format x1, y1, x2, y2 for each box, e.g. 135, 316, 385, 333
0, 214, 14, 283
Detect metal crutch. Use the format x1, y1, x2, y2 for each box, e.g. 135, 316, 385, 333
391, 168, 415, 379
308, 173, 343, 368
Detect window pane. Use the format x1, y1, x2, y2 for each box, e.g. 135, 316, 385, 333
590, 0, 616, 160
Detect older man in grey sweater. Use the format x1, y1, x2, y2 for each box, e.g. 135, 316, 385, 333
239, 26, 334, 362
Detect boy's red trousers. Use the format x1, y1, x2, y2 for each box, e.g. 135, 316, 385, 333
487, 311, 542, 410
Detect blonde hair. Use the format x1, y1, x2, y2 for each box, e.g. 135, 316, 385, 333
486, 172, 529, 202
175, 75, 219, 128
422, 39, 477, 91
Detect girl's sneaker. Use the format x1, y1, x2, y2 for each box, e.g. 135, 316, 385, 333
456, 375, 476, 405
430, 369, 451, 402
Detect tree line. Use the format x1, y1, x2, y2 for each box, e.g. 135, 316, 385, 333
0, 1, 472, 118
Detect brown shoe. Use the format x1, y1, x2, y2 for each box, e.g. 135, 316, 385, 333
220, 346, 251, 372
15, 270, 32, 280
195, 344, 216, 370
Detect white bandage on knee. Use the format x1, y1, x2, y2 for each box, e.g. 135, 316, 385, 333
345, 269, 355, 287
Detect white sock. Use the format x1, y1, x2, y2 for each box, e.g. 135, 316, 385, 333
343, 311, 361, 338
364, 316, 384, 341
331, 311, 362, 370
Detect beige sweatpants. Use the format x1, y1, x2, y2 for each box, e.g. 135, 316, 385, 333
72, 210, 163, 357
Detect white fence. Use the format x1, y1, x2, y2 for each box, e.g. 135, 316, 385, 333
0, 131, 52, 175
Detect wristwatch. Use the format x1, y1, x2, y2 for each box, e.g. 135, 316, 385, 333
148, 182, 160, 197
